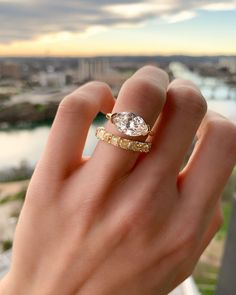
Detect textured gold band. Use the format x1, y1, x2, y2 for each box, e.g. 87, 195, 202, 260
95, 127, 152, 153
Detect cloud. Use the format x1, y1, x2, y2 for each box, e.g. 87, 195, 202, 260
0, 0, 235, 43
202, 1, 236, 10
161, 11, 197, 23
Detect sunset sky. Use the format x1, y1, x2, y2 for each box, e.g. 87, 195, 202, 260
0, 0, 236, 57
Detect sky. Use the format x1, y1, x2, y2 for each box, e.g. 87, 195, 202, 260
0, 0, 236, 56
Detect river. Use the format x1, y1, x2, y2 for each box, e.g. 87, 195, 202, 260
0, 63, 236, 171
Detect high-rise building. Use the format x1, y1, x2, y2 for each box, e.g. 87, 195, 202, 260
78, 58, 110, 82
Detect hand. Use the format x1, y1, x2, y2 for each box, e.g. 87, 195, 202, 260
1, 66, 235, 295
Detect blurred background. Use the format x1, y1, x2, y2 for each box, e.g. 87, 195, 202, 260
0, 1, 236, 294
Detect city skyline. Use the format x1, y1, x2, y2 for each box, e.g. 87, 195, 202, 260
0, 0, 236, 57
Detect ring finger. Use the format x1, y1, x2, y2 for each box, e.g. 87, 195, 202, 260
90, 65, 169, 180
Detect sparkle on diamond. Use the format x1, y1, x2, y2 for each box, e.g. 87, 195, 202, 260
112, 112, 149, 136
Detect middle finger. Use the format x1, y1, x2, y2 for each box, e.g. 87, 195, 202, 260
136, 79, 207, 181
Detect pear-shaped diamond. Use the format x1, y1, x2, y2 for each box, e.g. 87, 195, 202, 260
112, 112, 149, 136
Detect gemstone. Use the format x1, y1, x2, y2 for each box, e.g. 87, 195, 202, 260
111, 135, 120, 146
96, 127, 105, 138
142, 144, 150, 153
119, 138, 130, 149
104, 132, 112, 142
112, 112, 149, 136
132, 143, 140, 152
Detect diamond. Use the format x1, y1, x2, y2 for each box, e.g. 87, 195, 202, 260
142, 144, 150, 153
112, 112, 149, 137
96, 127, 105, 138
132, 142, 140, 152
104, 132, 112, 143
111, 135, 120, 146
119, 138, 130, 149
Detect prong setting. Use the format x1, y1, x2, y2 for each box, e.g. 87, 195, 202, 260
106, 112, 153, 137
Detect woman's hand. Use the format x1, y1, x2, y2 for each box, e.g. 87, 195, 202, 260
1, 66, 236, 295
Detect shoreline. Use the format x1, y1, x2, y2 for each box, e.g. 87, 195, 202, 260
0, 180, 29, 200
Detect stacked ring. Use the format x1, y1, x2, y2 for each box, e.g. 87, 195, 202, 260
106, 112, 154, 137
95, 127, 152, 153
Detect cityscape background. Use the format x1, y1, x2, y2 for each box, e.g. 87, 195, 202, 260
0, 1, 236, 295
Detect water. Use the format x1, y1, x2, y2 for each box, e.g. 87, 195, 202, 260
170, 62, 236, 122
0, 120, 102, 170
169, 62, 236, 102
0, 63, 236, 170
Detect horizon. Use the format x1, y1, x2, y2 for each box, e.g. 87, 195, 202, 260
1, 54, 236, 59
0, 1, 236, 57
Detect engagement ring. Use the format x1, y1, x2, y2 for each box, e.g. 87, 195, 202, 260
106, 112, 154, 137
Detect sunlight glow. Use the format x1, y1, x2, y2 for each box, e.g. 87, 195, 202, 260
161, 11, 196, 23
0, 0, 235, 56
104, 3, 171, 18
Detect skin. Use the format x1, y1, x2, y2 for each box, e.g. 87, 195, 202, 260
0, 66, 235, 295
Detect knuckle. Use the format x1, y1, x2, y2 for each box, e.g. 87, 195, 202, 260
168, 86, 207, 118
58, 81, 111, 117
107, 195, 156, 239
137, 76, 166, 97
172, 78, 197, 89
139, 65, 169, 80
103, 214, 134, 244
122, 77, 165, 107
59, 93, 93, 117
205, 118, 236, 155
139, 65, 158, 72
83, 80, 110, 94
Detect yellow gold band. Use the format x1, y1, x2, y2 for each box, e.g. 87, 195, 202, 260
95, 127, 152, 153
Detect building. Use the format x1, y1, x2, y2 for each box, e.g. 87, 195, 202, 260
78, 58, 111, 82
38, 71, 66, 88
0, 62, 22, 80
218, 57, 236, 74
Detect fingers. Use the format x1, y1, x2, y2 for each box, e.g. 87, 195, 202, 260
136, 79, 207, 180
173, 203, 223, 287
196, 203, 223, 255
180, 110, 236, 210
36, 82, 115, 180
90, 66, 169, 179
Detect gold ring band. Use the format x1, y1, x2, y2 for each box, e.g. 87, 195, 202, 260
95, 127, 152, 153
